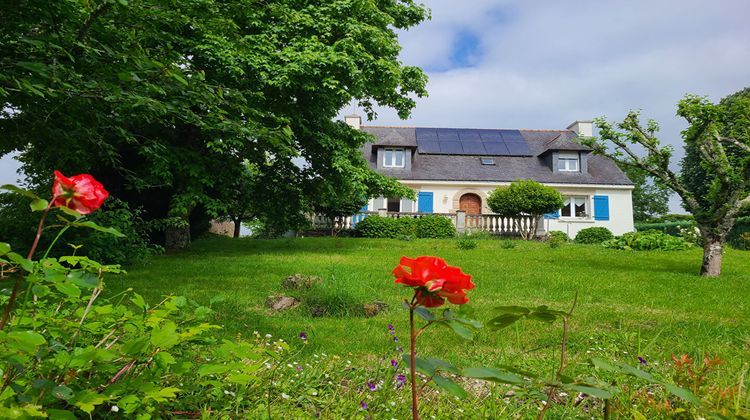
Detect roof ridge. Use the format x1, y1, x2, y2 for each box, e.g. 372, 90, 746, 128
362, 125, 573, 133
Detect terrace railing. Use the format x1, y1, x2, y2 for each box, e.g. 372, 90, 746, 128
309, 210, 541, 236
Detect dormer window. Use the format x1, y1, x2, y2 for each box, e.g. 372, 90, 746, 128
558, 152, 580, 172
383, 148, 405, 168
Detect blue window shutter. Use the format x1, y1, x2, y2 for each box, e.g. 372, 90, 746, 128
352, 204, 369, 227
417, 192, 434, 213
544, 210, 560, 219
593, 195, 610, 221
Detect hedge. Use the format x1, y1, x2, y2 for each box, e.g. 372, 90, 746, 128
634, 221, 695, 237
356, 215, 455, 239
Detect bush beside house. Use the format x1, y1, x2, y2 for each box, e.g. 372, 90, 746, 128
574, 227, 614, 244
356, 215, 455, 239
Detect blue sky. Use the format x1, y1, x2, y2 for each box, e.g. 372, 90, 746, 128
4, 0, 750, 211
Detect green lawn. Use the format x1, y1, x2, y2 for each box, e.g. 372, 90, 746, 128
109, 235, 750, 416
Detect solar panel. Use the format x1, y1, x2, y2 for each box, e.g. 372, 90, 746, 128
506, 142, 531, 155
436, 128, 459, 141
461, 141, 486, 154
415, 128, 531, 156
483, 142, 509, 155
415, 127, 438, 140
438, 141, 463, 154
416, 139, 440, 153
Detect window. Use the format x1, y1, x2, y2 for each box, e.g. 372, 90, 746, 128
383, 148, 405, 168
480, 158, 495, 165
387, 197, 401, 212
560, 196, 588, 218
558, 152, 579, 172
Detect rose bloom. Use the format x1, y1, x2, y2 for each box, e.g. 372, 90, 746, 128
52, 170, 109, 214
392, 256, 474, 308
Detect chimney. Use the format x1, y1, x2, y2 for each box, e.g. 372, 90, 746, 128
566, 120, 593, 137
344, 114, 362, 130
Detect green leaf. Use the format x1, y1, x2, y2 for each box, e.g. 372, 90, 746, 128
414, 306, 435, 321
130, 293, 147, 310
47, 409, 77, 420
432, 375, 467, 398
488, 313, 523, 329
1, 184, 39, 199
32, 284, 50, 297
590, 357, 618, 372
71, 221, 125, 238
51, 385, 74, 400
197, 363, 232, 376
425, 358, 461, 375
439, 319, 474, 339
0, 242, 9, 256
527, 310, 559, 323
54, 282, 81, 298
401, 355, 436, 376
30, 198, 48, 211
664, 383, 701, 405
493, 305, 531, 315
151, 321, 180, 349
565, 384, 614, 399
7, 252, 33, 272
7, 330, 47, 353
72, 390, 110, 414
57, 205, 82, 219
462, 367, 525, 384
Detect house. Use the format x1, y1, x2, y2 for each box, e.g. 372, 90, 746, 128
345, 115, 634, 237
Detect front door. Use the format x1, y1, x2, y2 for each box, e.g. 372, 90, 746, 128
459, 193, 482, 215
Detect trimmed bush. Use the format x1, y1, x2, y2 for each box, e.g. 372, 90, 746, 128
355, 215, 401, 238
355, 215, 455, 239
415, 215, 456, 238
603, 230, 693, 251
574, 227, 614, 244
547, 231, 570, 242
635, 221, 695, 237
456, 236, 478, 250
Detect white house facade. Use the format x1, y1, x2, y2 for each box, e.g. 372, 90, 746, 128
346, 116, 635, 237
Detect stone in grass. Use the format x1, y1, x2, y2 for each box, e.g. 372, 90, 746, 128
362, 301, 388, 318
282, 274, 322, 290
266, 295, 300, 312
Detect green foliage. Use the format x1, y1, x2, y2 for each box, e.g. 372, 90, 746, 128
356, 215, 455, 239
547, 230, 570, 247
574, 227, 614, 244
603, 230, 693, 251
500, 239, 518, 249
487, 180, 563, 217
0, 0, 430, 248
415, 215, 456, 239
728, 216, 750, 250
619, 165, 671, 221
635, 221, 695, 236
487, 180, 563, 240
456, 236, 478, 250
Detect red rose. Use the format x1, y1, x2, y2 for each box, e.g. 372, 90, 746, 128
393, 256, 475, 308
52, 170, 109, 215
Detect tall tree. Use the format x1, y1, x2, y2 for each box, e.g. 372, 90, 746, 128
618, 164, 671, 222
0, 0, 429, 249
583, 88, 750, 277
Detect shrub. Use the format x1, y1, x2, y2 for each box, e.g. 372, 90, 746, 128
500, 240, 518, 249
415, 215, 455, 238
634, 221, 695, 237
456, 235, 478, 250
395, 216, 418, 237
547, 231, 570, 242
728, 216, 750, 250
603, 230, 693, 251
355, 215, 401, 238
465, 230, 493, 240
574, 227, 614, 244
487, 180, 563, 240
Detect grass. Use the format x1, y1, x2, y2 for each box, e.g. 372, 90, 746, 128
109, 235, 750, 416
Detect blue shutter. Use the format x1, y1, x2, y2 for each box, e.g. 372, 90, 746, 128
352, 204, 369, 227
417, 192, 434, 213
544, 210, 560, 219
593, 195, 610, 221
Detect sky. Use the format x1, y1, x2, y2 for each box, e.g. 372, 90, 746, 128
3, 0, 750, 209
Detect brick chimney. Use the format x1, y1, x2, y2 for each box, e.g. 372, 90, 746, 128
566, 120, 593, 137
344, 114, 362, 130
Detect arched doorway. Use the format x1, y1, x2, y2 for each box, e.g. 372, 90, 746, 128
459, 193, 482, 215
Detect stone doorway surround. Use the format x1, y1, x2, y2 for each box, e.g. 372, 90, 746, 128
451, 188, 490, 213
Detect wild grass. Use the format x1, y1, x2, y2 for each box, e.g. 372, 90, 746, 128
109, 235, 750, 416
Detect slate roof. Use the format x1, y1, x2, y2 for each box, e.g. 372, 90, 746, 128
361, 126, 633, 186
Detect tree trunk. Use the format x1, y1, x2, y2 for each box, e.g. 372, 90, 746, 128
233, 218, 242, 238
700, 236, 724, 277
165, 225, 191, 250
